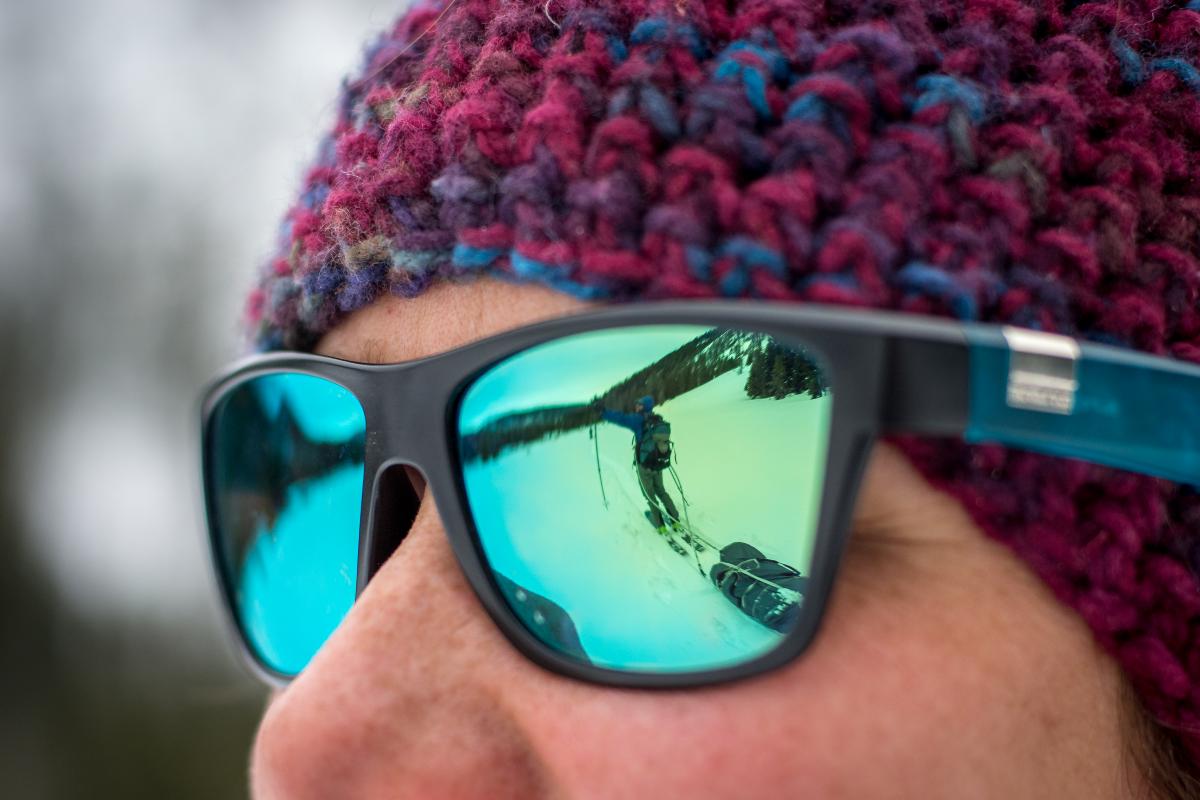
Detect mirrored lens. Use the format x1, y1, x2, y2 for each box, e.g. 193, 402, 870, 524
206, 372, 366, 676
457, 326, 832, 674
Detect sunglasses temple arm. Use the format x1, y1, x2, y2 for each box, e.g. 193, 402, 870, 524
883, 326, 1200, 487
879, 335, 971, 436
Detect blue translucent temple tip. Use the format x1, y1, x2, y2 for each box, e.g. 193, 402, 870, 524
965, 327, 1200, 487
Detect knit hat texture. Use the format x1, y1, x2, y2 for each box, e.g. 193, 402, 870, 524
246, 0, 1200, 763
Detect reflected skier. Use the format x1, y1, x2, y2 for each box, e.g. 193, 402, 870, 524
591, 395, 701, 555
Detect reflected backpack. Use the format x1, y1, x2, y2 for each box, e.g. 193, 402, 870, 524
637, 413, 672, 470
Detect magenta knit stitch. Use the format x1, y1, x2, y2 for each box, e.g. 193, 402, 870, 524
247, 0, 1200, 763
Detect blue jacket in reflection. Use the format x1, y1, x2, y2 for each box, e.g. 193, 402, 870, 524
600, 395, 655, 435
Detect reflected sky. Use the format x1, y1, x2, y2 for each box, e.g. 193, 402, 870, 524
251, 373, 366, 442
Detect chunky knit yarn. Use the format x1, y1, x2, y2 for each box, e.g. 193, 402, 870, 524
247, 0, 1200, 763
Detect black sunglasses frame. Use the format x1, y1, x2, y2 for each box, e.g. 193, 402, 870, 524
203, 299, 1184, 689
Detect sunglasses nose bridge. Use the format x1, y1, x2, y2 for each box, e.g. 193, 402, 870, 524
367, 361, 450, 471
357, 362, 456, 582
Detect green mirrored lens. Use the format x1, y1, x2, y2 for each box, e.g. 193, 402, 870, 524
207, 372, 366, 676
458, 326, 832, 674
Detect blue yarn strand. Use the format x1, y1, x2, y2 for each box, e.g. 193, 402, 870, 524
509, 251, 572, 281
714, 59, 772, 119
784, 94, 853, 144
452, 243, 504, 270
722, 238, 787, 277
1109, 36, 1146, 86
714, 238, 788, 297
894, 262, 978, 320
685, 246, 713, 281
912, 75, 986, 123
630, 19, 707, 59
1150, 57, 1200, 92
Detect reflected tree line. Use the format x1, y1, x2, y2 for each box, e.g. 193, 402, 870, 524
213, 387, 366, 568
462, 330, 827, 463
745, 340, 828, 400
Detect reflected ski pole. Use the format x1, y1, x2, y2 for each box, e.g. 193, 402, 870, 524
653, 458, 702, 575
667, 464, 704, 577
591, 423, 609, 509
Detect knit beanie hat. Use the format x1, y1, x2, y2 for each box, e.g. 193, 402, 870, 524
246, 0, 1200, 765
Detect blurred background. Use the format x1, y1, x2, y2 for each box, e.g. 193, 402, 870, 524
0, 1, 396, 795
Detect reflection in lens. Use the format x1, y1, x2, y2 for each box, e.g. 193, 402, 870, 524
207, 372, 366, 676
458, 326, 832, 674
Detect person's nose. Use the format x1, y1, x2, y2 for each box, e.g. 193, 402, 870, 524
249, 479, 556, 800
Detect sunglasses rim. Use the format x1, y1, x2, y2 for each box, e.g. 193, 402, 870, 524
203, 299, 1200, 689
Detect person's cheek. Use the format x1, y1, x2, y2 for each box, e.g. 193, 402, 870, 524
804, 533, 1127, 799
514, 589, 962, 800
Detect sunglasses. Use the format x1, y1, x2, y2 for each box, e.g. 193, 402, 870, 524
200, 301, 1198, 687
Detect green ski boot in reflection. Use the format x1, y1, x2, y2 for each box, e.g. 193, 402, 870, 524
645, 511, 689, 556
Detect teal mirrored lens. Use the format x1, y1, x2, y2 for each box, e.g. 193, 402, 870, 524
458, 326, 832, 674
207, 372, 366, 676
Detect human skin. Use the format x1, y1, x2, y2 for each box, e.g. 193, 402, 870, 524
250, 278, 1147, 800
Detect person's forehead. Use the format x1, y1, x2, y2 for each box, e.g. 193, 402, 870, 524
315, 278, 591, 364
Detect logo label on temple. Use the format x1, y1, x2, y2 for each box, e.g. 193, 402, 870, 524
1002, 328, 1080, 415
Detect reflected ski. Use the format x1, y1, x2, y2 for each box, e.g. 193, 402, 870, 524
643, 511, 690, 557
